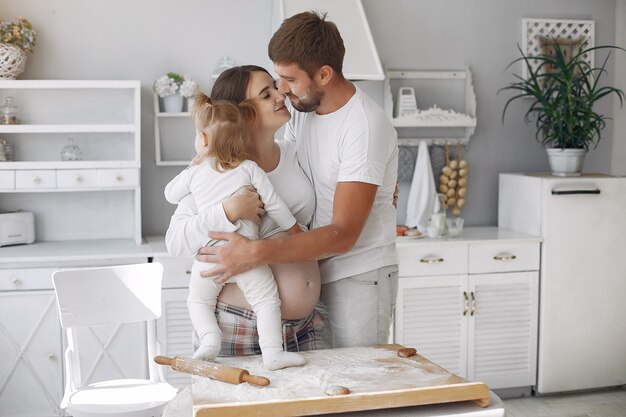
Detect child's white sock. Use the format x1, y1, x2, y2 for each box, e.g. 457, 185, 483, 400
262, 347, 306, 371
193, 333, 221, 361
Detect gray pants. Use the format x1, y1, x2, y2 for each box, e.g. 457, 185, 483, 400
320, 265, 399, 348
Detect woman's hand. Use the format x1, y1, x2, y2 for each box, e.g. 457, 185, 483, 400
222, 186, 265, 224
197, 232, 260, 284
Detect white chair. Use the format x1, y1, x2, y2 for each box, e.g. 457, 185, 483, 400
52, 262, 178, 417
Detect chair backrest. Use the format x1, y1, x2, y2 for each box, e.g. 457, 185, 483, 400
53, 262, 167, 389
53, 262, 163, 329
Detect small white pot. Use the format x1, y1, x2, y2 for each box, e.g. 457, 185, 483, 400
546, 148, 587, 177
162, 93, 183, 113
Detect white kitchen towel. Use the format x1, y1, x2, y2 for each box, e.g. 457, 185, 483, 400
405, 140, 436, 230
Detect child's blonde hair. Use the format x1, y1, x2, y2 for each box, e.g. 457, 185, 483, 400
191, 93, 259, 171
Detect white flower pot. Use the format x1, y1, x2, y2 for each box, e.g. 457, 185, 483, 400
162, 94, 183, 113
546, 148, 587, 177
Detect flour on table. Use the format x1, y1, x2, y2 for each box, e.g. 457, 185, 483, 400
192, 346, 453, 405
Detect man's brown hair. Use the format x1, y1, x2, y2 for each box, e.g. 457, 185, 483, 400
268, 10, 345, 78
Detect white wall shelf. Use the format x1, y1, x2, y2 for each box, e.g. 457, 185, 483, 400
0, 79, 142, 244
1, 160, 138, 169
153, 92, 195, 166
155, 112, 190, 118
0, 124, 136, 133
384, 68, 477, 147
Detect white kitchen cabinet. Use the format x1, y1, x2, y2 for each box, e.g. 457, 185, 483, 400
500, 173, 626, 393
158, 288, 194, 389
151, 249, 195, 390
395, 227, 540, 390
0, 290, 62, 417
0, 80, 142, 244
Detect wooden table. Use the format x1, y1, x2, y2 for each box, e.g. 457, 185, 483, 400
175, 345, 497, 417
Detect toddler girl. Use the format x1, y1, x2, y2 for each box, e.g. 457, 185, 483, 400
164, 93, 305, 370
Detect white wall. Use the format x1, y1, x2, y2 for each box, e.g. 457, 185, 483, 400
612, 0, 626, 176
1, 0, 619, 234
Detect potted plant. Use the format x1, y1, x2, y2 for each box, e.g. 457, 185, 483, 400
500, 40, 624, 176
0, 17, 37, 79
153, 72, 198, 113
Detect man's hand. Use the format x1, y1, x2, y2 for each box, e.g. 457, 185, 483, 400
196, 231, 259, 284
393, 181, 399, 209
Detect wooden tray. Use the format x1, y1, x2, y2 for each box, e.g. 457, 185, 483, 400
192, 344, 490, 417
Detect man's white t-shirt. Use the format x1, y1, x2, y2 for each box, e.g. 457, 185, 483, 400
285, 86, 399, 284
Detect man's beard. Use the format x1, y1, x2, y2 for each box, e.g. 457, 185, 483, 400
288, 86, 324, 113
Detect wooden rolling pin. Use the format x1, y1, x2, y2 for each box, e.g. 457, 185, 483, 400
154, 355, 270, 386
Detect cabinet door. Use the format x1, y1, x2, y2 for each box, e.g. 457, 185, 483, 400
467, 272, 538, 389
0, 291, 63, 417
157, 288, 194, 389
395, 275, 468, 377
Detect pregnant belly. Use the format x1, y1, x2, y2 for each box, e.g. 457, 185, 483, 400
217, 261, 321, 320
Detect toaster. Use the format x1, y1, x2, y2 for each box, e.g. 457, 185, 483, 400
0, 211, 35, 246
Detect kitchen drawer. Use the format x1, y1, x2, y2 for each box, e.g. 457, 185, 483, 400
15, 170, 56, 189
0, 267, 57, 291
469, 242, 540, 274
57, 169, 98, 188
398, 243, 468, 277
0, 170, 14, 189
154, 256, 193, 288
97, 168, 139, 187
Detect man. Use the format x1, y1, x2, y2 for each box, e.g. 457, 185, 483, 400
199, 11, 398, 348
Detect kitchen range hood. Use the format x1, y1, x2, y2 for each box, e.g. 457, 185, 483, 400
270, 0, 384, 81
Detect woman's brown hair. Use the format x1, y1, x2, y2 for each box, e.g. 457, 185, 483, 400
211, 65, 273, 105
268, 11, 345, 78
191, 92, 258, 171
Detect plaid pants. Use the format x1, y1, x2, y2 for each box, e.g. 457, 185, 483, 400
193, 301, 333, 357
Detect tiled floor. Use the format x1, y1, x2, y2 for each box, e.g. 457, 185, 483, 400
503, 387, 626, 417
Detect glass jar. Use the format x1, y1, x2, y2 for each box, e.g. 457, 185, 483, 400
1, 96, 20, 125
60, 138, 83, 161
212, 56, 236, 80
427, 193, 448, 238
0, 138, 13, 161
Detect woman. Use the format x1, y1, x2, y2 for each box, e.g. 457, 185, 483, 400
165, 65, 331, 356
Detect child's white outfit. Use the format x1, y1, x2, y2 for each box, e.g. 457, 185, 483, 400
165, 158, 306, 370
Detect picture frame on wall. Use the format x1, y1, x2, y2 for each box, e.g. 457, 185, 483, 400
521, 18, 595, 79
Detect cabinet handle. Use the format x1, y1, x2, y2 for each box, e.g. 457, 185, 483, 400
75, 176, 83, 183
470, 291, 477, 316
419, 257, 444, 264
32, 176, 41, 184
48, 354, 57, 360
463, 291, 469, 316
493, 254, 517, 261
551, 189, 600, 195
185, 270, 192, 275
115, 175, 124, 182
11, 277, 21, 285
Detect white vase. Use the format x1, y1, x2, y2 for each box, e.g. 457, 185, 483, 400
546, 148, 587, 177
162, 94, 183, 113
